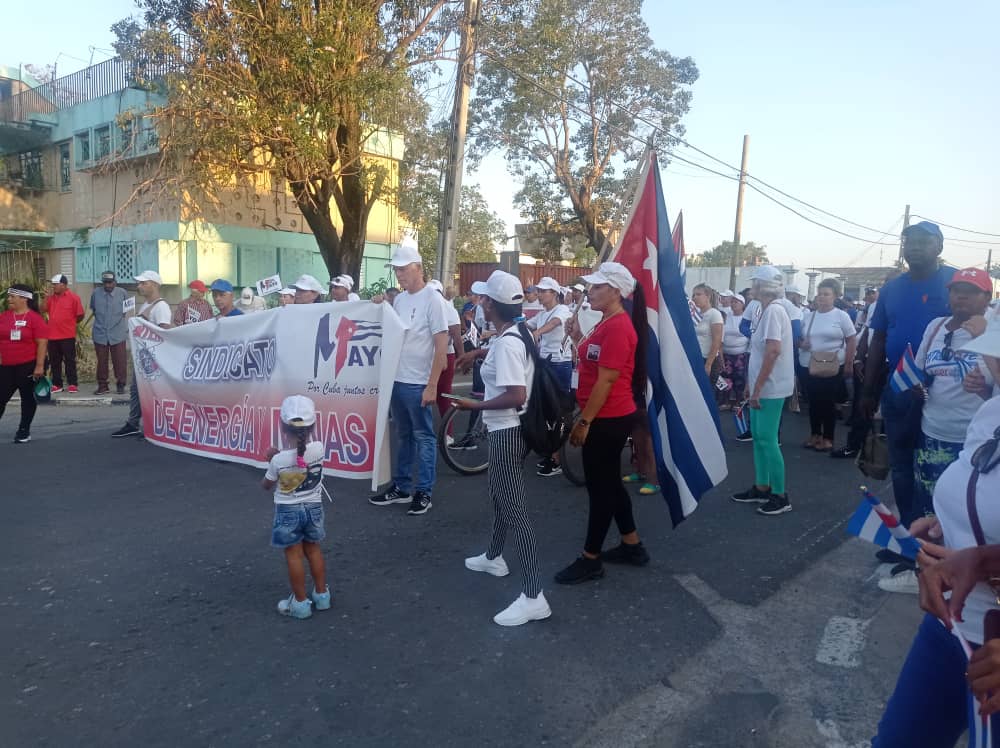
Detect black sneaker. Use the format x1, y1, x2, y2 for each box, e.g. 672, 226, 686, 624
730, 485, 770, 503
407, 491, 432, 515
554, 556, 604, 585
830, 446, 859, 459
876, 549, 909, 565
369, 486, 411, 506
448, 435, 477, 451
602, 541, 650, 567
536, 458, 548, 469
116, 385, 126, 394
537, 460, 562, 477
94, 387, 111, 395
757, 494, 792, 516
735, 431, 753, 442
112, 424, 141, 438
13, 429, 30, 444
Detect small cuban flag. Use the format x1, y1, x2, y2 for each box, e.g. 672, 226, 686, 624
889, 344, 927, 394
846, 488, 921, 560
733, 402, 750, 435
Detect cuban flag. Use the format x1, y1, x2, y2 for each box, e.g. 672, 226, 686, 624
890, 344, 927, 394
608, 151, 727, 526
846, 488, 921, 560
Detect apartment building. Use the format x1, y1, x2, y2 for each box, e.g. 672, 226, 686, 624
0, 58, 404, 301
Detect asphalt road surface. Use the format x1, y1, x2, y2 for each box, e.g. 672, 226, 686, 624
2, 402, 921, 747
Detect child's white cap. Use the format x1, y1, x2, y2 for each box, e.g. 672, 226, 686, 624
280, 395, 316, 427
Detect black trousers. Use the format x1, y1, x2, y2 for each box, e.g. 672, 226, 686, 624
0, 361, 37, 432
805, 368, 845, 440
583, 413, 637, 555
48, 338, 78, 387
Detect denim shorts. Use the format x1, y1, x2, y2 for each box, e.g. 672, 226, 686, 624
271, 502, 326, 548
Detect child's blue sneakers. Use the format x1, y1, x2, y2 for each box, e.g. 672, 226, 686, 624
277, 594, 313, 619
310, 586, 331, 611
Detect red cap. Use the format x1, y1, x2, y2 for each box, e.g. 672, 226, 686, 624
947, 268, 992, 293
188, 279, 208, 293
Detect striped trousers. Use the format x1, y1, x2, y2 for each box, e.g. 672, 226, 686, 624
486, 426, 542, 598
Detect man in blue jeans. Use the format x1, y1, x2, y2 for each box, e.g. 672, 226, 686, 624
862, 221, 954, 589
370, 241, 449, 515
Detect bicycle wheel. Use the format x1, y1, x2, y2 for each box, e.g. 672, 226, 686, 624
559, 407, 586, 486
438, 406, 490, 475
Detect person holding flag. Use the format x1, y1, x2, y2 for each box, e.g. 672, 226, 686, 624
556, 262, 651, 584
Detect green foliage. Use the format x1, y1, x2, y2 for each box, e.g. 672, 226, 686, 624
472, 0, 697, 252
360, 277, 390, 300
112, 0, 457, 279
686, 241, 769, 268
398, 120, 508, 270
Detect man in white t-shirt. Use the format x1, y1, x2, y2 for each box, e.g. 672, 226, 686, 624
370, 242, 449, 515
112, 270, 172, 438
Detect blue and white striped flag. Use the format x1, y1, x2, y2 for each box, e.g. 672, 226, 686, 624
890, 344, 927, 394
846, 488, 921, 560
608, 151, 728, 526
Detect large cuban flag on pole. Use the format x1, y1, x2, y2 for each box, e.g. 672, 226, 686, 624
608, 150, 728, 526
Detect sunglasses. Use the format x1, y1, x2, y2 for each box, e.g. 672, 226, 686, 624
941, 330, 954, 362
972, 426, 1000, 475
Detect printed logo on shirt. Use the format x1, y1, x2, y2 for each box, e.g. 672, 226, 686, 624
586, 343, 601, 361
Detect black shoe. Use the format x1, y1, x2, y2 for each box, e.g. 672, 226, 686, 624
112, 424, 141, 438
407, 491, 432, 515
876, 549, 908, 565
13, 429, 30, 444
448, 435, 477, 451
602, 541, 650, 567
830, 446, 859, 459
369, 486, 411, 506
554, 556, 604, 585
537, 460, 562, 477
116, 385, 126, 394
890, 560, 916, 575
735, 431, 753, 442
731, 485, 770, 503
757, 494, 792, 516
94, 387, 111, 395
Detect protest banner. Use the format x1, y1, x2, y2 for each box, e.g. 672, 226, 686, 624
256, 274, 282, 297
128, 301, 405, 488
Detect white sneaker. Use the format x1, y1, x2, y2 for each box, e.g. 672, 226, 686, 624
464, 553, 510, 577
493, 592, 552, 626
878, 569, 919, 595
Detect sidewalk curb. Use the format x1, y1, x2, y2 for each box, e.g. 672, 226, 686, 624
9, 396, 129, 408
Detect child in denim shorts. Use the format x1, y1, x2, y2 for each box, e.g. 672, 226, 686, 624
261, 395, 330, 619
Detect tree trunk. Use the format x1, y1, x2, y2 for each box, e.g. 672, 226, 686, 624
292, 183, 344, 279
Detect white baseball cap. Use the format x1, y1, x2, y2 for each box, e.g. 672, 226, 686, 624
572, 283, 585, 292
134, 270, 163, 285
750, 265, 783, 284
329, 274, 353, 289
470, 270, 524, 305
535, 276, 561, 292
292, 274, 324, 294
719, 289, 735, 298
241, 287, 254, 300
387, 241, 422, 267
732, 293, 746, 305
784, 284, 803, 296
581, 262, 636, 295
279, 287, 296, 296
280, 395, 317, 427
427, 279, 444, 293
50, 274, 69, 284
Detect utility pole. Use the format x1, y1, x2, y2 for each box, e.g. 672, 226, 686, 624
435, 0, 480, 287
897, 204, 910, 266
729, 134, 749, 291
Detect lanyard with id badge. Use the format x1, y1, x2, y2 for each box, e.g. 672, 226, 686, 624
10, 317, 27, 341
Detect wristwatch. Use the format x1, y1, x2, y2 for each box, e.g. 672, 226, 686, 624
577, 418, 590, 427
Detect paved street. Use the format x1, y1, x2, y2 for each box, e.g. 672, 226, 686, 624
2, 401, 920, 747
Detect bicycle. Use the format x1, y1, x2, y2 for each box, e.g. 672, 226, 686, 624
558, 407, 638, 488
437, 399, 490, 475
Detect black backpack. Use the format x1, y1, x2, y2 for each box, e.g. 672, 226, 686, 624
503, 328, 575, 455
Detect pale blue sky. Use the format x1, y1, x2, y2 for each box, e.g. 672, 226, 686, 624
6, 0, 998, 269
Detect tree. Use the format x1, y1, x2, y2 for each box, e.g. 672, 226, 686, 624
686, 241, 769, 268
111, 0, 460, 281
398, 120, 507, 269
471, 0, 697, 252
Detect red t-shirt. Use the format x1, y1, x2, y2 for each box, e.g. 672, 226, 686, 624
45, 290, 84, 340
0, 309, 49, 366
575, 312, 637, 418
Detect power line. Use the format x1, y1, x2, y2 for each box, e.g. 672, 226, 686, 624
842, 216, 904, 267
911, 214, 1000, 238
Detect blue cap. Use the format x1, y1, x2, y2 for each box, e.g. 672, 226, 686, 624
902, 221, 943, 242
461, 302, 475, 314
210, 279, 234, 293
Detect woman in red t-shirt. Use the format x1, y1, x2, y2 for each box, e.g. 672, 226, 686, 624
0, 284, 48, 443
555, 262, 650, 585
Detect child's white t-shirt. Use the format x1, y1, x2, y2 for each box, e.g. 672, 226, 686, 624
265, 441, 325, 505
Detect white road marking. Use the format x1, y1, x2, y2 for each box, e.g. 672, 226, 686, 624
815, 616, 870, 668
816, 718, 868, 748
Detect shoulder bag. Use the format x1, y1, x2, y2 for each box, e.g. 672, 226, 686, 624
965, 425, 1000, 642
805, 311, 842, 378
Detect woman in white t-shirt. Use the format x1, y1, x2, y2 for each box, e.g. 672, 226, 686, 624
909, 270, 995, 522
730, 267, 795, 516
721, 293, 749, 410
451, 271, 549, 627
798, 278, 857, 452
692, 284, 724, 380
874, 389, 1000, 744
